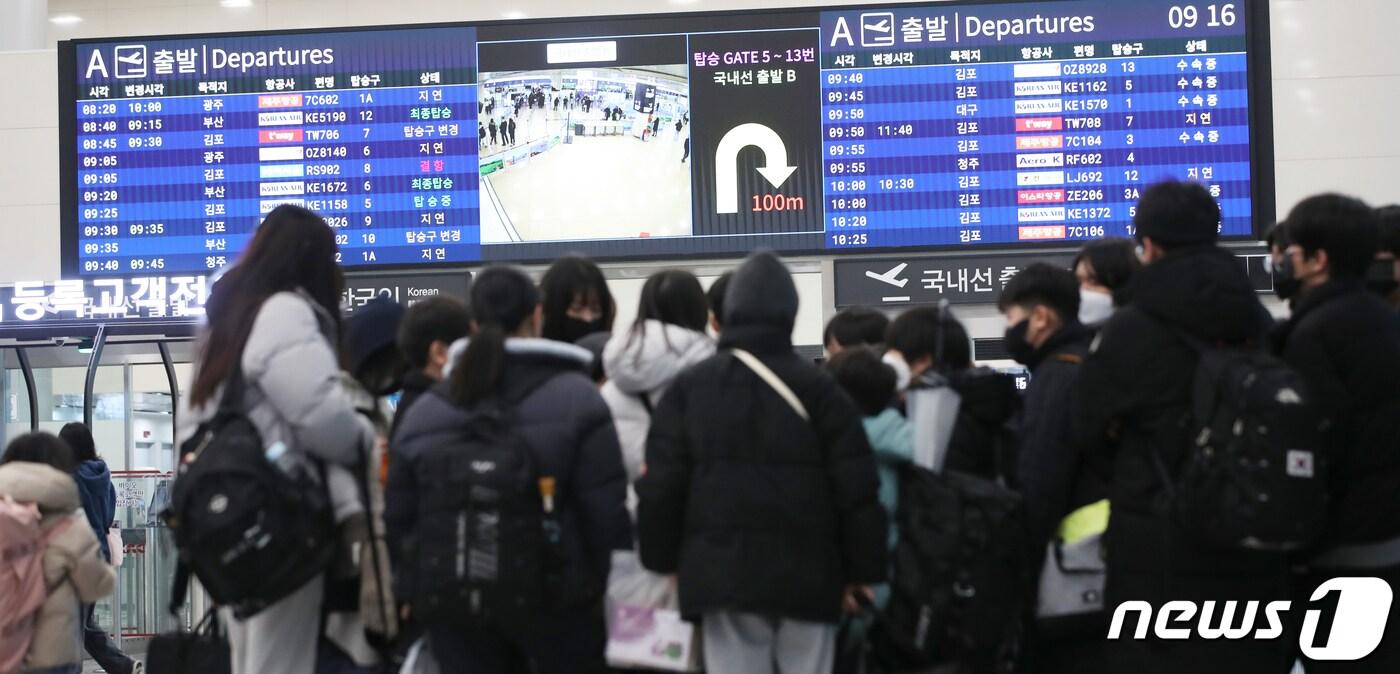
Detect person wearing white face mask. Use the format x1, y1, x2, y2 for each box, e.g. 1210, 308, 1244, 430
1072, 238, 1140, 327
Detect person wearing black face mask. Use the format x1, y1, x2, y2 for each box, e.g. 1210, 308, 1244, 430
1265, 223, 1303, 304
1270, 195, 1400, 673
540, 255, 617, 345
997, 263, 1109, 674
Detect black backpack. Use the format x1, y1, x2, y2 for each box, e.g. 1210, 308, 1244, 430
165, 367, 336, 618
1154, 332, 1329, 552
405, 386, 564, 629
869, 465, 1028, 673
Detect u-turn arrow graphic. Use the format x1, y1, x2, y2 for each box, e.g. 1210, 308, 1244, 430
714, 123, 797, 214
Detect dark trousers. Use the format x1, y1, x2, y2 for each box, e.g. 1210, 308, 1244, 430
1296, 563, 1400, 673
428, 605, 607, 674
82, 604, 133, 674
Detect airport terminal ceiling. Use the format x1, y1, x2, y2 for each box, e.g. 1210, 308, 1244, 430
57, 0, 1274, 278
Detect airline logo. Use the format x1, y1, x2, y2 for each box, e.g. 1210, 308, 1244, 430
1013, 62, 1062, 79
260, 198, 305, 214
1014, 81, 1063, 97
1016, 135, 1064, 150
1019, 225, 1067, 240
258, 93, 304, 109
259, 181, 306, 197
259, 146, 305, 162
259, 164, 305, 179
259, 111, 304, 126
1017, 117, 1064, 132
1016, 153, 1065, 168
1018, 170, 1065, 186
1018, 189, 1066, 204
1015, 99, 1063, 115
259, 129, 304, 144
1018, 208, 1066, 224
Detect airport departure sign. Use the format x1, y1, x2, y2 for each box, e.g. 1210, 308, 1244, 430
60, 0, 1272, 276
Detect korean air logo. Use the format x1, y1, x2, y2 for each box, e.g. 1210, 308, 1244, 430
1108, 578, 1394, 661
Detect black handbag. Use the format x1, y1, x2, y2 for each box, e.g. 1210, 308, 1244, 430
146, 610, 231, 674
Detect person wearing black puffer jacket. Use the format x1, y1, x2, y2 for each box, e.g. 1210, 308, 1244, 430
1271, 194, 1400, 673
637, 251, 886, 674
388, 266, 632, 674
1075, 181, 1291, 674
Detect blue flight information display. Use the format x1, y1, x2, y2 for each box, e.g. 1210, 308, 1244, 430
59, 1, 1271, 276
818, 0, 1256, 250
66, 27, 478, 275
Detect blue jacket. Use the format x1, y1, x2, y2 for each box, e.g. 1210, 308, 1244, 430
75, 459, 116, 562
864, 408, 914, 552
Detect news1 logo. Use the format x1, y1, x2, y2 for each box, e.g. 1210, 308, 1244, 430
1108, 578, 1394, 661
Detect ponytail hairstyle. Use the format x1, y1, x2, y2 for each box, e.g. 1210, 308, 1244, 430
451, 266, 540, 406
625, 269, 708, 353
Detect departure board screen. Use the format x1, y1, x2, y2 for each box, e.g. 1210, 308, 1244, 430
59, 0, 1272, 276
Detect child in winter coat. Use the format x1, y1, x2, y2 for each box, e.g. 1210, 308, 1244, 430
827, 347, 912, 589
0, 432, 116, 674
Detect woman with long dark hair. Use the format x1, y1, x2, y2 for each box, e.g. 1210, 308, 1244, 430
539, 255, 616, 344
597, 270, 715, 661
178, 205, 364, 674
387, 266, 631, 674
601, 269, 714, 485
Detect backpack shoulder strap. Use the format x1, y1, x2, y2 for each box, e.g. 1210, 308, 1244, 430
730, 349, 809, 422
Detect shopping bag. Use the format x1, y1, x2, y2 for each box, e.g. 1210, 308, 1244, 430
605, 605, 700, 672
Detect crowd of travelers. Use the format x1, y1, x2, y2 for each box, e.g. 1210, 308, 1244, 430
2, 180, 1398, 674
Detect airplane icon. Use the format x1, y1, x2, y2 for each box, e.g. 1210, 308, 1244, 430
865, 263, 909, 288
860, 12, 896, 47
113, 45, 147, 79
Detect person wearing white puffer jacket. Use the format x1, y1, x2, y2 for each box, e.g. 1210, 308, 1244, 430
599, 270, 715, 622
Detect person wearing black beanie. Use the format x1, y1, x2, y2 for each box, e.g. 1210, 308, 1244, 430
636, 250, 886, 674
1073, 181, 1287, 674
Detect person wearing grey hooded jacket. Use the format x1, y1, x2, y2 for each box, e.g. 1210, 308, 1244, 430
598, 271, 715, 631
177, 205, 367, 674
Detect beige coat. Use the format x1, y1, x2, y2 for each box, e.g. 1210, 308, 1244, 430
0, 461, 117, 670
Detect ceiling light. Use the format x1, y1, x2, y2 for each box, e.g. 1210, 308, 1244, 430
502, 10, 527, 20
221, 0, 254, 8
50, 15, 84, 25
